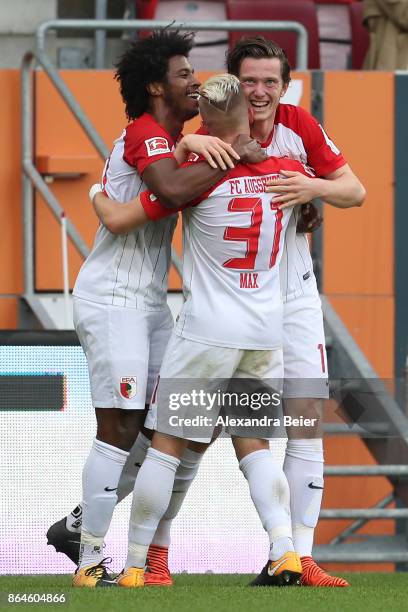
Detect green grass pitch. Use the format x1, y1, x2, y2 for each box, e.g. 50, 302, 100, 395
1, 574, 407, 612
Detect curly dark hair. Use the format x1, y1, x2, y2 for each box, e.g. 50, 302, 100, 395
115, 29, 195, 120
227, 36, 291, 86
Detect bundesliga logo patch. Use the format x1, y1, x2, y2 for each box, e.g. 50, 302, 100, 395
145, 137, 170, 157
120, 376, 137, 399
187, 152, 200, 163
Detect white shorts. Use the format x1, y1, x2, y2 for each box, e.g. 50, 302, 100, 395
145, 333, 284, 441
73, 297, 173, 410
283, 292, 329, 399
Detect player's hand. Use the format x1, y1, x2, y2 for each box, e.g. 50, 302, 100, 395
176, 134, 240, 170
231, 134, 267, 164
266, 170, 320, 208
296, 203, 323, 233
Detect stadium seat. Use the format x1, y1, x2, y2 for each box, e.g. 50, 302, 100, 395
349, 1, 369, 69
316, 2, 351, 69
135, 0, 160, 19
226, 0, 321, 69
154, 1, 229, 71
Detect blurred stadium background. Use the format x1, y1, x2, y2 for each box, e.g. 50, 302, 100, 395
1, 0, 408, 579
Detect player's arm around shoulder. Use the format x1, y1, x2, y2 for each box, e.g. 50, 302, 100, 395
320, 163, 366, 208
91, 188, 149, 234
173, 134, 239, 169
90, 184, 177, 234
265, 159, 366, 210
143, 134, 266, 209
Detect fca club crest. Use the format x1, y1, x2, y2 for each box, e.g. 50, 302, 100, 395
120, 376, 137, 399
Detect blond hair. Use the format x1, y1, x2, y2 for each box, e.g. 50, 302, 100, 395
199, 74, 241, 111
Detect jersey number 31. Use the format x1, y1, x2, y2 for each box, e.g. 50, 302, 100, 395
222, 197, 283, 270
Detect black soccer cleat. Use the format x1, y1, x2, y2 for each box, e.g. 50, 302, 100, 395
249, 552, 302, 587
46, 517, 81, 565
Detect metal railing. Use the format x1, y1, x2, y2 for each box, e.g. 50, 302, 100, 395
330, 494, 394, 545
36, 19, 309, 69
21, 52, 91, 298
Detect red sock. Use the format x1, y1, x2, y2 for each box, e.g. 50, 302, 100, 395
145, 545, 173, 586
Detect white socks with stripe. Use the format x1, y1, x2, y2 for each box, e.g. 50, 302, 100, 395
116, 432, 151, 503
72, 432, 202, 570
152, 447, 203, 547
118, 434, 202, 548
283, 438, 324, 557
126, 448, 180, 569
79, 438, 128, 569
239, 449, 294, 561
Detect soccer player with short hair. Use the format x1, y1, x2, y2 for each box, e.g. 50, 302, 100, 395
93, 73, 319, 589
227, 36, 365, 587
50, 30, 260, 589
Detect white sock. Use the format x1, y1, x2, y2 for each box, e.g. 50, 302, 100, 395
152, 448, 203, 547
239, 449, 294, 561
116, 433, 151, 503
79, 438, 128, 569
284, 438, 324, 557
65, 504, 82, 533
126, 448, 180, 569
78, 532, 104, 570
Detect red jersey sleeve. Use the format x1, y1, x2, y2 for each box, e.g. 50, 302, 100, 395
140, 191, 184, 221
123, 113, 176, 175
139, 156, 204, 220
294, 106, 346, 177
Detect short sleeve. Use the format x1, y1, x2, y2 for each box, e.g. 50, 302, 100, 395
295, 107, 347, 177
123, 115, 176, 175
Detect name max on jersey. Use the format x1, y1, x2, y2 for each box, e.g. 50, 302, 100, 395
169, 415, 318, 428
229, 173, 280, 196
240, 273, 259, 289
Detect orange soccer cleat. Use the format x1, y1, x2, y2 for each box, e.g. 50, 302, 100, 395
144, 545, 173, 586
301, 556, 350, 587
116, 567, 145, 588
249, 552, 302, 587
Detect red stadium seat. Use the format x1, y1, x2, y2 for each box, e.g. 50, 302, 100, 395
135, 0, 160, 19
226, 0, 321, 69
349, 1, 369, 69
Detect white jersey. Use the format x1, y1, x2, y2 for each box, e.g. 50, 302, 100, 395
73, 113, 178, 310
174, 158, 310, 349
263, 104, 346, 302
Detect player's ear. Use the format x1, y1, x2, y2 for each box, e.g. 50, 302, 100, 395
147, 82, 164, 97
280, 81, 289, 99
